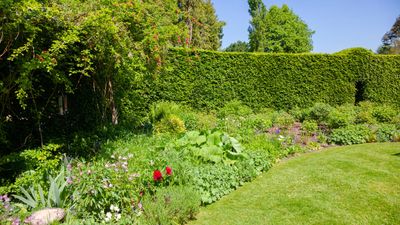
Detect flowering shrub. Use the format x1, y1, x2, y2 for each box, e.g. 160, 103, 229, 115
68, 153, 143, 221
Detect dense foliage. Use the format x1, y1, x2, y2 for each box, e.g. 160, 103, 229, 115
0, 0, 223, 154
140, 49, 400, 116
248, 1, 314, 53
224, 41, 250, 52
378, 15, 400, 54
1, 101, 398, 224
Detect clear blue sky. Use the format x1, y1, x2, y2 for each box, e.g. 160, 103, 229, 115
211, 0, 400, 53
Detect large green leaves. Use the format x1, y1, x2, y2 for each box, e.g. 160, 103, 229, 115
175, 130, 246, 164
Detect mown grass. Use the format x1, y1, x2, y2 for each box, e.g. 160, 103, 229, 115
189, 143, 400, 225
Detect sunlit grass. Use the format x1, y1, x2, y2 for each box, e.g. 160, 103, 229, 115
190, 143, 400, 225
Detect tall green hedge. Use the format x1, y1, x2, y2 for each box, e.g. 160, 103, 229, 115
156, 49, 359, 110
118, 49, 400, 125
362, 56, 400, 105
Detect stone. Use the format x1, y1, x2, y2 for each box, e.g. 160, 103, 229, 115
25, 208, 66, 225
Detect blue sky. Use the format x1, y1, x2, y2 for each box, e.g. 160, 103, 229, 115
211, 0, 400, 53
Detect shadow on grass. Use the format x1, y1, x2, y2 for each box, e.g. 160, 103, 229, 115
393, 152, 400, 157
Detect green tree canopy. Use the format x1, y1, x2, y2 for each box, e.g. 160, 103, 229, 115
248, 1, 314, 53
378, 15, 400, 54
224, 41, 250, 52
178, 0, 225, 50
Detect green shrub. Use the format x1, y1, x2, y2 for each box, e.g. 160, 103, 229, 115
289, 107, 309, 122
241, 113, 273, 132
308, 103, 334, 124
330, 125, 371, 145
193, 112, 218, 131
218, 100, 253, 118
191, 163, 239, 204
376, 124, 397, 142
355, 101, 377, 124
273, 111, 295, 128
302, 120, 318, 134
154, 115, 186, 135
139, 186, 200, 225
327, 105, 356, 128
0, 144, 63, 194
150, 101, 182, 124
373, 105, 398, 123
243, 135, 283, 160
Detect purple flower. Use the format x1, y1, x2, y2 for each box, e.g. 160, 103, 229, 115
275, 128, 281, 134
12, 218, 20, 225
67, 163, 72, 171
66, 177, 73, 184
24, 216, 32, 224
3, 194, 10, 202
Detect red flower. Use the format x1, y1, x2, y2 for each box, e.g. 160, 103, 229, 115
153, 170, 163, 182
166, 166, 172, 176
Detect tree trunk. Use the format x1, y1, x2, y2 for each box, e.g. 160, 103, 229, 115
107, 79, 118, 125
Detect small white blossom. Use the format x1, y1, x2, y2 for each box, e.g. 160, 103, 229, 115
105, 212, 112, 222
115, 213, 121, 221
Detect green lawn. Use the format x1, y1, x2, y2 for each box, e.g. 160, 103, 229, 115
189, 143, 400, 225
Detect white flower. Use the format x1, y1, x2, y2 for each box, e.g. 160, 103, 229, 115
104, 212, 112, 222
115, 213, 121, 221
110, 204, 119, 212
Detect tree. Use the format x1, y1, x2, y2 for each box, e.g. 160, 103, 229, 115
224, 41, 250, 52
248, 1, 314, 53
378, 16, 400, 54
248, 0, 268, 52
178, 0, 225, 50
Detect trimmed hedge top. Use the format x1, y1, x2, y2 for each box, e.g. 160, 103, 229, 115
150, 48, 400, 110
